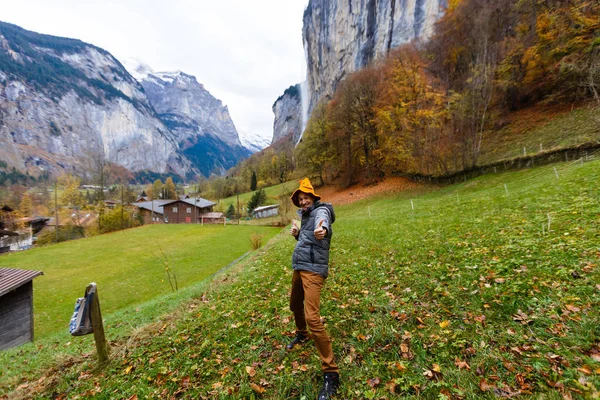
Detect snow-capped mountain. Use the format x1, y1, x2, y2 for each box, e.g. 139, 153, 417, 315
123, 58, 252, 176
239, 130, 271, 153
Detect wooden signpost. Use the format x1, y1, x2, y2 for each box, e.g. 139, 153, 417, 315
85, 283, 109, 364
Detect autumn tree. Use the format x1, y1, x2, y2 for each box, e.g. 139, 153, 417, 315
327, 66, 384, 186
295, 101, 335, 185
164, 177, 176, 199
57, 174, 85, 209
19, 193, 33, 217
152, 179, 164, 199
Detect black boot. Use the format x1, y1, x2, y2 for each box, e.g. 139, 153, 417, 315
318, 372, 340, 399
286, 333, 309, 350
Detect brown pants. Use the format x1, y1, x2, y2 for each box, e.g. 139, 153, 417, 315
290, 270, 338, 373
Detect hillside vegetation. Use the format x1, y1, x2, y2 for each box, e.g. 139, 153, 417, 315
3, 155, 598, 399
219, 0, 599, 196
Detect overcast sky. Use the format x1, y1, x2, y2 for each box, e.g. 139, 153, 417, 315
2, 0, 309, 143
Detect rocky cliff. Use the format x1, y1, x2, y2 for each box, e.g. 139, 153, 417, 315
127, 61, 251, 176
0, 22, 252, 180
0, 21, 189, 178
271, 84, 302, 145
302, 0, 446, 113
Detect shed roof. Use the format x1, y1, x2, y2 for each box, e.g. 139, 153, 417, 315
201, 212, 224, 219
0, 268, 44, 297
253, 204, 280, 212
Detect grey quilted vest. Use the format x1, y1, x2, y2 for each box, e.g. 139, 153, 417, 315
292, 202, 335, 278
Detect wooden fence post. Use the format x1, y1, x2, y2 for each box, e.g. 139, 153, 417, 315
86, 283, 109, 365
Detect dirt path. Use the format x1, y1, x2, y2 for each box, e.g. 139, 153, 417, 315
316, 177, 429, 206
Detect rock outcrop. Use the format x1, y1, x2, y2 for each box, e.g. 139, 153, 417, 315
302, 0, 446, 113
0, 21, 189, 178
127, 61, 251, 176
272, 84, 302, 145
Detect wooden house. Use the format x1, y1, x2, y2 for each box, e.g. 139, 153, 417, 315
0, 268, 44, 350
161, 198, 217, 224
131, 200, 171, 224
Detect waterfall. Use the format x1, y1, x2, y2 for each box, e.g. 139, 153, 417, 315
299, 80, 309, 145
297, 40, 310, 145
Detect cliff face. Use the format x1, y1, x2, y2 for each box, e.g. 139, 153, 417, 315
271, 84, 302, 145
302, 0, 446, 113
139, 70, 242, 147
131, 65, 251, 176
0, 22, 253, 180
0, 22, 188, 177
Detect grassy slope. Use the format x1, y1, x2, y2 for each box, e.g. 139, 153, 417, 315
216, 181, 298, 211
4, 157, 598, 399
479, 106, 600, 165
0, 224, 279, 338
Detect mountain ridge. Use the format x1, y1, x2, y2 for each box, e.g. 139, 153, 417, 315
0, 22, 252, 181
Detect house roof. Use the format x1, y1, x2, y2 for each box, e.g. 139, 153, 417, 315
162, 198, 216, 208
201, 212, 224, 219
131, 200, 172, 215
0, 268, 44, 297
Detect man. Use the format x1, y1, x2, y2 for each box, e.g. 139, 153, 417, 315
288, 178, 339, 400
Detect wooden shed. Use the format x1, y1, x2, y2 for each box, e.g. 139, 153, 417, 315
0, 268, 44, 350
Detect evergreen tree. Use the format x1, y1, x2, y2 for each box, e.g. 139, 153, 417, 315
225, 203, 236, 219
250, 171, 257, 191
246, 188, 267, 215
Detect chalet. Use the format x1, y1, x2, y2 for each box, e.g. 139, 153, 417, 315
0, 268, 44, 350
161, 198, 217, 224
19, 217, 51, 234
252, 204, 280, 219
0, 230, 17, 254
0, 207, 48, 252
131, 200, 171, 224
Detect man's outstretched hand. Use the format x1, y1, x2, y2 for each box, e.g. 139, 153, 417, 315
314, 220, 326, 240
290, 220, 299, 237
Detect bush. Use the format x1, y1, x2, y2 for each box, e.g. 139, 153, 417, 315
36, 225, 84, 246
249, 233, 265, 250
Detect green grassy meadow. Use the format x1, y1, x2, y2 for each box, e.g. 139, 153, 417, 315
0, 224, 279, 339
2, 156, 598, 399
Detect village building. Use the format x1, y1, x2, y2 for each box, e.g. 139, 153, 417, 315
161, 198, 221, 224
132, 197, 222, 224
130, 200, 171, 224
1, 206, 50, 252
0, 268, 44, 350
103, 200, 118, 209
252, 204, 280, 219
